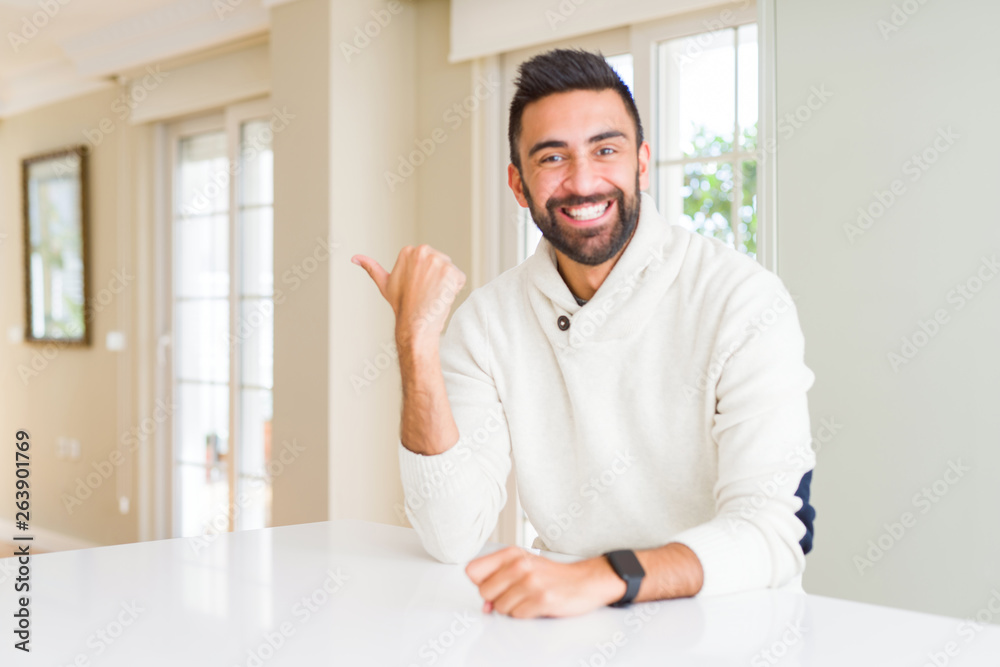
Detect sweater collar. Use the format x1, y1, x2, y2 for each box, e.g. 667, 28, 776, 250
526, 191, 672, 314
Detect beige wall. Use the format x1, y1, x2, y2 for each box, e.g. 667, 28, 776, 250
327, 0, 461, 527
0, 86, 139, 547
268, 0, 333, 528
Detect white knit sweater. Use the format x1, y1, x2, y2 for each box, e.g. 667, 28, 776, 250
398, 192, 816, 596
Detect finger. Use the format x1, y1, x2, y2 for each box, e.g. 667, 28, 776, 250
465, 546, 526, 585
490, 577, 536, 617
351, 254, 391, 300
506, 594, 548, 619
477, 556, 532, 604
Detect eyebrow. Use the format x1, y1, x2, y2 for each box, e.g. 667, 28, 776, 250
526, 130, 628, 158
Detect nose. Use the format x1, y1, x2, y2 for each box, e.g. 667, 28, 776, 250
561, 155, 603, 199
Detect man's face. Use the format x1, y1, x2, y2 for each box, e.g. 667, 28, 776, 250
509, 89, 651, 266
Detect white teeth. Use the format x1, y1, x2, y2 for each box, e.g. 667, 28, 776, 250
563, 201, 610, 221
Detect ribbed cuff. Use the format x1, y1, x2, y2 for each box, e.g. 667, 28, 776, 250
397, 440, 482, 499
671, 520, 770, 597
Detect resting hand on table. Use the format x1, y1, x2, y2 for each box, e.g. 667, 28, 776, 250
465, 546, 627, 619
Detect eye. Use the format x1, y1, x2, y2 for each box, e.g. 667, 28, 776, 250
540, 154, 564, 163
597, 146, 616, 156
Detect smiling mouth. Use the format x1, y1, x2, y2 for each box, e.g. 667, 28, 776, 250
560, 199, 613, 223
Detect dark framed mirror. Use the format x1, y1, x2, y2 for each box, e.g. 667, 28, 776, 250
22, 145, 90, 345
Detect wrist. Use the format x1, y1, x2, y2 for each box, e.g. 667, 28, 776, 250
396, 326, 439, 360
580, 556, 628, 607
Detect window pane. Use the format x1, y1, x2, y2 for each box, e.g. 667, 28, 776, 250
737, 24, 759, 151
604, 53, 634, 93
239, 298, 273, 389
175, 214, 229, 298
175, 299, 229, 383
177, 132, 229, 216
681, 161, 733, 245
236, 475, 271, 531
658, 29, 736, 160
239, 389, 272, 479
240, 120, 274, 207
240, 207, 273, 297
177, 463, 230, 537
740, 160, 757, 257
175, 383, 229, 465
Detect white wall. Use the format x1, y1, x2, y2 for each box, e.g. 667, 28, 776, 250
776, 0, 1000, 619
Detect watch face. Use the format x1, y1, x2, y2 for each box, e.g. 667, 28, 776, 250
608, 550, 645, 578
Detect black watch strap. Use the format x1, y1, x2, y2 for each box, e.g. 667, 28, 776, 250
604, 549, 645, 608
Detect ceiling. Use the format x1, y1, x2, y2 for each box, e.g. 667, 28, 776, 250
0, 0, 276, 117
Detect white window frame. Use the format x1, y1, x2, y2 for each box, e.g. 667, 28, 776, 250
630, 1, 769, 264
158, 96, 274, 538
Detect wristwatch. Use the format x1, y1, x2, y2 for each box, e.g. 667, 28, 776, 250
603, 549, 645, 608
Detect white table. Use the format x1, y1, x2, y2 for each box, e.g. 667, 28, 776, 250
2, 519, 999, 665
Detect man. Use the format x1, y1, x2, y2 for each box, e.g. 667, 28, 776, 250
352, 49, 816, 619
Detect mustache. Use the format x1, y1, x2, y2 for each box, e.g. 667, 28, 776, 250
546, 189, 623, 212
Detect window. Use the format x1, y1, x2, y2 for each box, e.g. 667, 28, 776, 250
656, 23, 759, 256
167, 100, 274, 538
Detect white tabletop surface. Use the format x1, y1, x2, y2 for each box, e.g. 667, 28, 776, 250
2, 519, 999, 666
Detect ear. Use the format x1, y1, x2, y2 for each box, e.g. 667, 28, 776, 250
637, 140, 652, 192
508, 163, 529, 208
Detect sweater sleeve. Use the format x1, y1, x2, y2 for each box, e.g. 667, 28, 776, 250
670, 270, 817, 596
397, 294, 513, 564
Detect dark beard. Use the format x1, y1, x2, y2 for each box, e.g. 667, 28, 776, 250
522, 170, 641, 266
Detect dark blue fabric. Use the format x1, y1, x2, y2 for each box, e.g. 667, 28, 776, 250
794, 470, 815, 555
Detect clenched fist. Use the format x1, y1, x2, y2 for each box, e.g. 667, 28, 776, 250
351, 245, 466, 349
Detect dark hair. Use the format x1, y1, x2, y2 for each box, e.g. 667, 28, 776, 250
508, 48, 643, 171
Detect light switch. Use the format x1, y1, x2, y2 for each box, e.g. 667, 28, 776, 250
106, 331, 126, 351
